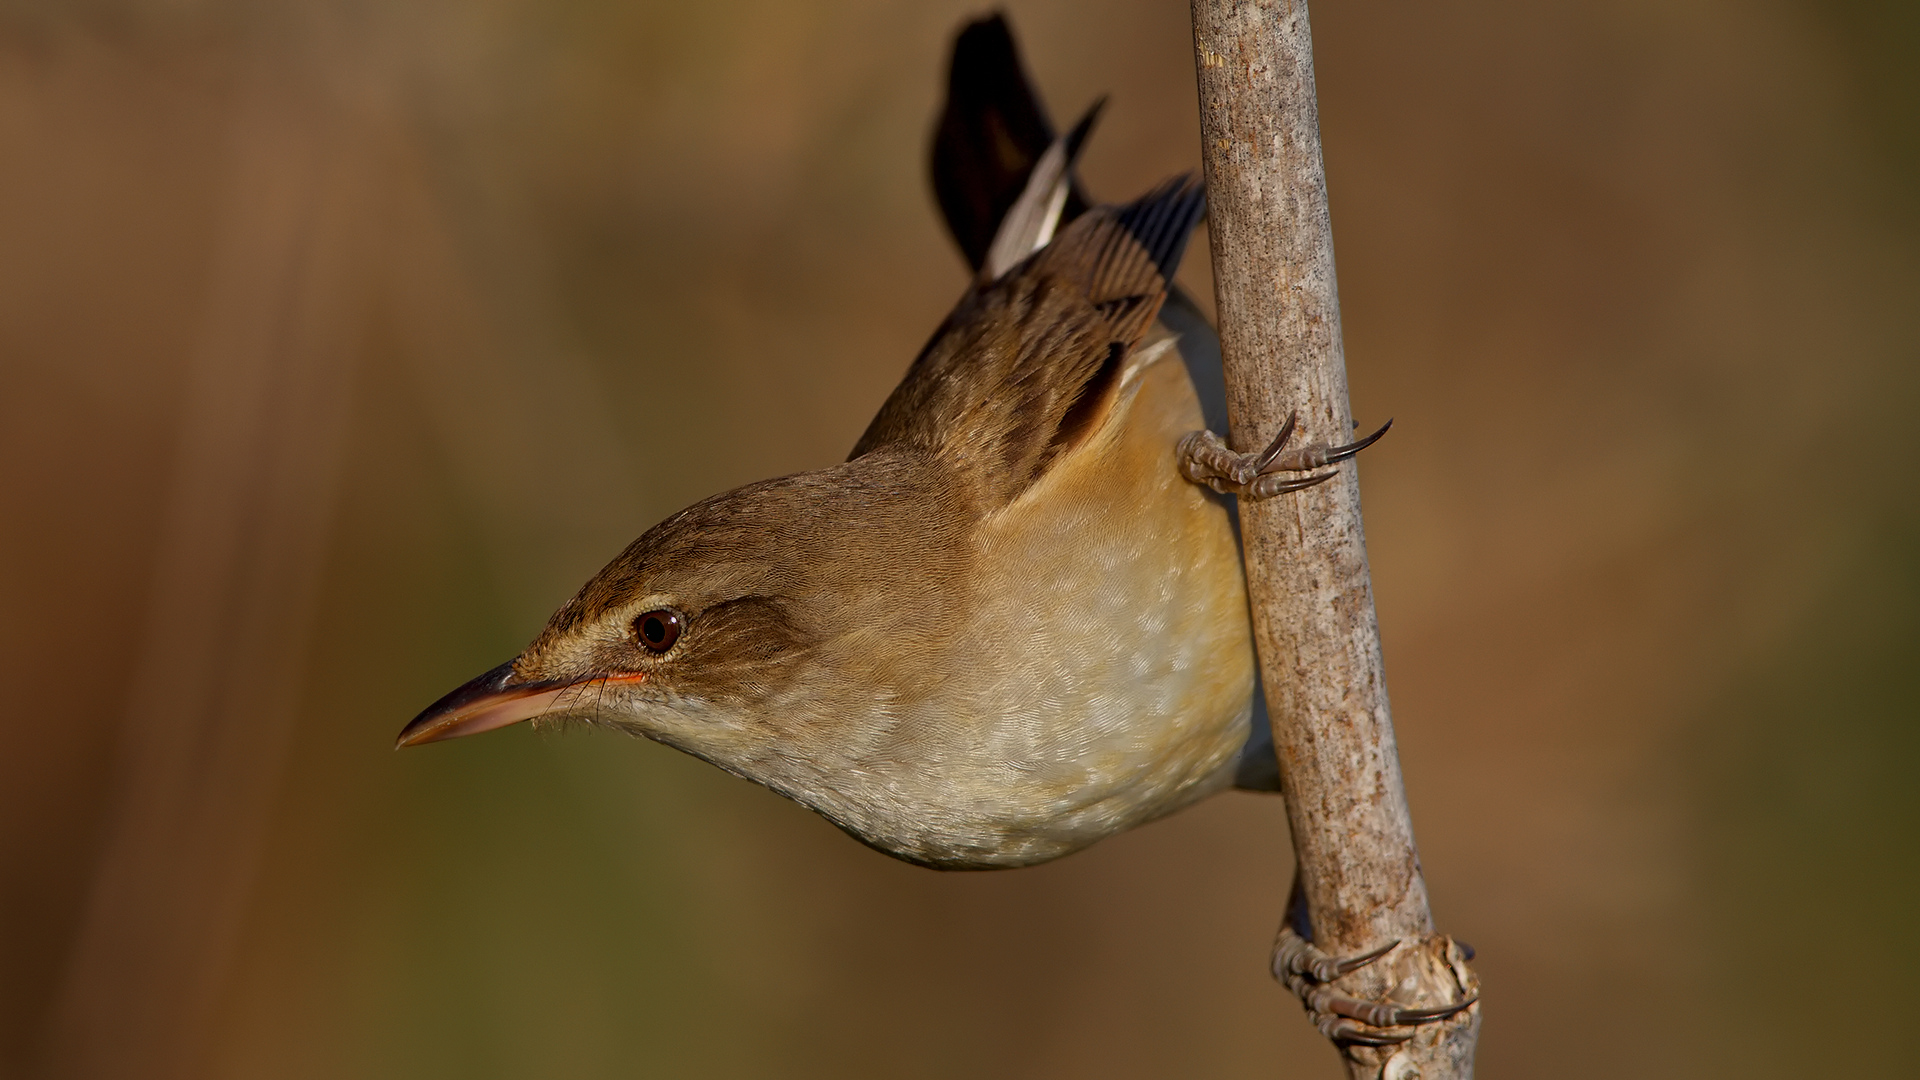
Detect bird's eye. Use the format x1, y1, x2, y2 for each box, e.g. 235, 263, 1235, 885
634, 608, 682, 653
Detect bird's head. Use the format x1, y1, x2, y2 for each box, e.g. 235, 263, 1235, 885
397, 500, 816, 765
396, 455, 964, 782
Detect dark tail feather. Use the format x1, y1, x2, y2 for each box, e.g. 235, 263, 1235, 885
930, 13, 1092, 271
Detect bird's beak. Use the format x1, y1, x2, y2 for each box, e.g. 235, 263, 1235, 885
395, 661, 639, 748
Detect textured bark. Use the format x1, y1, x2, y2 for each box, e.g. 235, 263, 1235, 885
1188, 1, 1480, 1076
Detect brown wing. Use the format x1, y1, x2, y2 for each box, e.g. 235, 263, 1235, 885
852, 177, 1205, 509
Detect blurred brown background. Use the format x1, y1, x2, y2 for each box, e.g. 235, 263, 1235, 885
3, 0, 1915, 1076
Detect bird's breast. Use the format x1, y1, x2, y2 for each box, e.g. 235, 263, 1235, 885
810, 343, 1257, 868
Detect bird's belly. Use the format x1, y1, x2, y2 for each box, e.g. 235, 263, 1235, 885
852, 351, 1256, 868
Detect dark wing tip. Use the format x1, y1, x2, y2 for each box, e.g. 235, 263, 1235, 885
1112, 175, 1207, 284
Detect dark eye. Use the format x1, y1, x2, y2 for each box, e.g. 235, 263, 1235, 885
634, 608, 682, 653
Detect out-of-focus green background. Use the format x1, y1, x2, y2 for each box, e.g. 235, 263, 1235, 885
3, 0, 1915, 1077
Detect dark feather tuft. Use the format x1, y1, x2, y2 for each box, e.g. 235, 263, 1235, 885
1111, 176, 1207, 286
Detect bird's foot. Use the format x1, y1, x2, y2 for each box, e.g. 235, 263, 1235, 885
1178, 413, 1391, 500
1273, 926, 1476, 1047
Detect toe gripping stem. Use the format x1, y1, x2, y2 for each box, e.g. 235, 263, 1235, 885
1272, 927, 1476, 1046
1178, 412, 1392, 501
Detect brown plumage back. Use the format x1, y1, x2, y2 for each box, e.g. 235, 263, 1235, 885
852, 177, 1206, 510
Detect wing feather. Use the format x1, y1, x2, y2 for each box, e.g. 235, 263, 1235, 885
851, 178, 1207, 509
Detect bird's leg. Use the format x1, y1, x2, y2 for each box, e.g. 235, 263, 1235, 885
1272, 876, 1476, 1046
1178, 413, 1392, 500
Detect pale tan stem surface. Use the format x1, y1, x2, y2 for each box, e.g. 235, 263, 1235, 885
1188, 1, 1480, 1075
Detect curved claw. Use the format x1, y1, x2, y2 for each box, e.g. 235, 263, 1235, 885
1309, 989, 1476, 1045
1322, 418, 1393, 465
1281, 936, 1400, 981
1389, 995, 1479, 1024
1250, 410, 1300, 474
1322, 939, 1399, 981
1319, 1016, 1417, 1046
1248, 469, 1340, 499
1179, 414, 1390, 502
1321, 989, 1478, 1028
1321, 990, 1409, 1028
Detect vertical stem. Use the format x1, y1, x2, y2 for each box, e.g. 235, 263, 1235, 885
1188, 1, 1479, 1076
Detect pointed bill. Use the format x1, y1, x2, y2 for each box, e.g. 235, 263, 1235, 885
395, 662, 639, 748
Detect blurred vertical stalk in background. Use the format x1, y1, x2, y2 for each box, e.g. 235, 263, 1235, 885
39, 47, 373, 1080
1189, 0, 1479, 1074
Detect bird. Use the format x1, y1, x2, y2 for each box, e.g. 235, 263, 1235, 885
396, 19, 1469, 1043
396, 23, 1384, 873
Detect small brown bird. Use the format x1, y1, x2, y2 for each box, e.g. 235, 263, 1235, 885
400, 22, 1468, 1045
399, 144, 1376, 869
398, 38, 1386, 870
